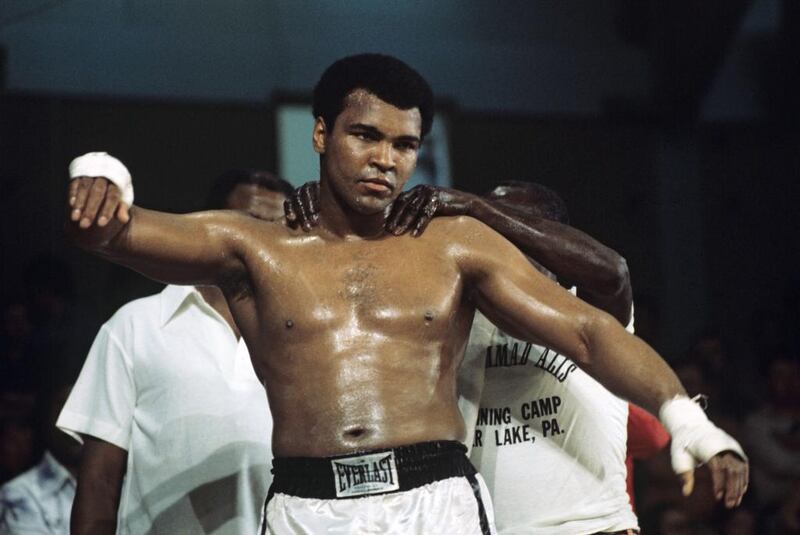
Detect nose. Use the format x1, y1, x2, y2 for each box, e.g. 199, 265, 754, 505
370, 141, 395, 172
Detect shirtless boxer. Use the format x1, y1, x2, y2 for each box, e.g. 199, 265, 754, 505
286, 181, 695, 534
63, 54, 747, 534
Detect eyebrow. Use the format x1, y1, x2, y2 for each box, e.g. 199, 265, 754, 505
349, 123, 421, 144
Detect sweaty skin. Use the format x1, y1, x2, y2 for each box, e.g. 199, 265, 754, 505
65, 90, 741, 510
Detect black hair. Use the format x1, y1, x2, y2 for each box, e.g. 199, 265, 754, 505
312, 53, 434, 139
485, 181, 570, 224
205, 169, 293, 210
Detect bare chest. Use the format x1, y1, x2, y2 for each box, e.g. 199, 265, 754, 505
255, 237, 464, 335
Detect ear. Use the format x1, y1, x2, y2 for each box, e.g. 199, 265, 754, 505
312, 117, 327, 155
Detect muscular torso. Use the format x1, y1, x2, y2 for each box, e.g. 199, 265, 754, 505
223, 219, 476, 457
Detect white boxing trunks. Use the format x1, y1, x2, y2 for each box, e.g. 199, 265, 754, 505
261, 441, 496, 535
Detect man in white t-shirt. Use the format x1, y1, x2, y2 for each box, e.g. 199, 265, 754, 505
57, 170, 292, 534
385, 181, 657, 534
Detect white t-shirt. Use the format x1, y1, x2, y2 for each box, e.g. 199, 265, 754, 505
458, 309, 637, 535
57, 285, 273, 535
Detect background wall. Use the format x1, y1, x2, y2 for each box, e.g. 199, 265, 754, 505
1, 0, 797, 358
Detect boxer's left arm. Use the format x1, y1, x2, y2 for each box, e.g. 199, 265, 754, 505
387, 185, 632, 324
452, 215, 748, 507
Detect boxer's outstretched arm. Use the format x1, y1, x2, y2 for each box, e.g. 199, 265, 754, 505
455, 215, 747, 507
455, 215, 677, 411
66, 177, 248, 286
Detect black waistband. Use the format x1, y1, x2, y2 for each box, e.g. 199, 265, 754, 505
269, 440, 475, 499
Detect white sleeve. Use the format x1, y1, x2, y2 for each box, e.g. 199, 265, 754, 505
56, 323, 135, 450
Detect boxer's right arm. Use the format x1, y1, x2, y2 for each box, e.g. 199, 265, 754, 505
67, 177, 249, 286
71, 436, 127, 535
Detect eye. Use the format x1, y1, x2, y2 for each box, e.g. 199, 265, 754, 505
353, 131, 377, 142
395, 141, 418, 152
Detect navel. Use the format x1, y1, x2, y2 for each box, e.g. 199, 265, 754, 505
344, 428, 366, 439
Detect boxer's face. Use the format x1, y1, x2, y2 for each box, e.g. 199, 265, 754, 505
314, 89, 421, 215
225, 183, 286, 221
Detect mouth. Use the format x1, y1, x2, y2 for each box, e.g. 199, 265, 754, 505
357, 178, 394, 194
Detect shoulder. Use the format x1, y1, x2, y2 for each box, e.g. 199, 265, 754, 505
110, 291, 164, 317
424, 215, 506, 248
102, 291, 165, 333
426, 214, 492, 233
424, 215, 525, 269
203, 210, 295, 248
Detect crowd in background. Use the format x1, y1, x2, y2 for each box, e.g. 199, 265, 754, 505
1, 253, 798, 534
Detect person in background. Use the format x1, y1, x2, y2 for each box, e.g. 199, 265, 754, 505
0, 383, 80, 534
57, 170, 291, 535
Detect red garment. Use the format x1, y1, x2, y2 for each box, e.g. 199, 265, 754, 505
625, 403, 670, 510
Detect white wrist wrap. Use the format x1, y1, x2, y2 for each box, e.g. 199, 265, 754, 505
69, 152, 134, 206
660, 395, 747, 474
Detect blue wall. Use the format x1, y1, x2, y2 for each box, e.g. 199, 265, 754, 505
1, 1, 649, 113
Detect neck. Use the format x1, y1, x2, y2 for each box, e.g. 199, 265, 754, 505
196, 286, 241, 339
318, 177, 387, 239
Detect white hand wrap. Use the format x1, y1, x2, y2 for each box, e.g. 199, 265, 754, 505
660, 395, 747, 474
69, 152, 134, 206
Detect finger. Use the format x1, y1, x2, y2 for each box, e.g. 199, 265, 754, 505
726, 460, 745, 508
392, 201, 418, 234
729, 460, 748, 508
679, 470, 695, 497
393, 191, 427, 234
708, 457, 726, 502
412, 195, 439, 237
300, 185, 319, 225
310, 182, 320, 220
284, 197, 297, 223
412, 214, 432, 237
80, 179, 109, 228
97, 185, 122, 227
296, 197, 311, 232
116, 203, 130, 224
71, 177, 94, 221
293, 196, 311, 232
397, 194, 425, 234
723, 463, 739, 508
386, 192, 412, 231
68, 179, 81, 207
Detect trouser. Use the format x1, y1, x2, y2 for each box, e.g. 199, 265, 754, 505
260, 440, 496, 535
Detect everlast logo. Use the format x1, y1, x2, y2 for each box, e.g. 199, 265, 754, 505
331, 452, 400, 498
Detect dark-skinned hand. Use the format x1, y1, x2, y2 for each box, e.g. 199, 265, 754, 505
68, 177, 130, 228
284, 182, 476, 236
385, 185, 477, 236
678, 451, 748, 509
284, 181, 319, 231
